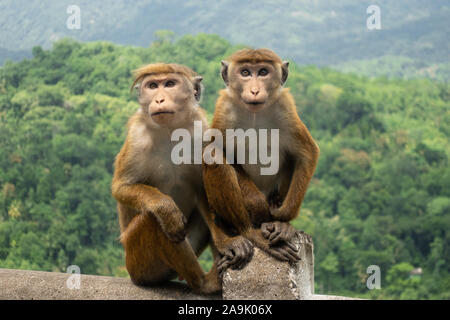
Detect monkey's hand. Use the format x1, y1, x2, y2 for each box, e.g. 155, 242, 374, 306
216, 236, 254, 276
261, 221, 297, 246
266, 241, 301, 263
152, 197, 187, 243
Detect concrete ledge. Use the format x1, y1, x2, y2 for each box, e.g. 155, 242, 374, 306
0, 268, 219, 300
0, 232, 361, 300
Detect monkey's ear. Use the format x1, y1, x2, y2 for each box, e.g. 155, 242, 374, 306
134, 84, 140, 97
281, 61, 289, 85
221, 60, 230, 86
193, 76, 203, 101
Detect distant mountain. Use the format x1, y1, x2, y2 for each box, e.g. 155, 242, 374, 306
333, 55, 450, 82
1, 0, 448, 80
0, 47, 31, 64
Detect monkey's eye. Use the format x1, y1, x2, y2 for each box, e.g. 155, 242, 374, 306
148, 82, 158, 89
258, 68, 269, 76
165, 80, 176, 88
240, 69, 251, 77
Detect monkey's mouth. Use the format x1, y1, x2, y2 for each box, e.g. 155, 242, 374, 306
246, 101, 265, 105
151, 111, 175, 116
244, 101, 266, 111
244, 100, 266, 107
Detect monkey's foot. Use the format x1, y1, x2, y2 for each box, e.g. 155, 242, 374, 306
245, 227, 301, 263
261, 221, 297, 246
199, 266, 222, 294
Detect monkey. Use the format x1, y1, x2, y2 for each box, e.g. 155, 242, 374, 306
111, 63, 253, 294
202, 48, 319, 263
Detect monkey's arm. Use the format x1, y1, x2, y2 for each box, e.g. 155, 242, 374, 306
112, 180, 187, 243
271, 120, 319, 222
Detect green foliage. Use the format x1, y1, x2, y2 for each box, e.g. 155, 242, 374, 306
0, 34, 449, 300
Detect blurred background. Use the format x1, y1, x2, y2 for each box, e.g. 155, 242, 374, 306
0, 0, 448, 299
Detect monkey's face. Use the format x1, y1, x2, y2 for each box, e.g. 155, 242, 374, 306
139, 73, 199, 127
229, 62, 282, 113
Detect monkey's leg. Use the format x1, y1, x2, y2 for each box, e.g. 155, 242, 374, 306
203, 163, 253, 232
121, 210, 220, 294
264, 190, 298, 246
234, 165, 272, 227
236, 167, 297, 248
203, 162, 300, 263
197, 193, 254, 274
215, 166, 298, 261
203, 163, 297, 262
121, 211, 175, 285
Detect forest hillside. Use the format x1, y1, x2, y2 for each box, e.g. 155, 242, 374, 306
0, 34, 449, 299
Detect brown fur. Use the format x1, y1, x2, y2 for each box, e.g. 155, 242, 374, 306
130, 63, 199, 92
227, 48, 283, 64
203, 49, 319, 263
112, 63, 252, 293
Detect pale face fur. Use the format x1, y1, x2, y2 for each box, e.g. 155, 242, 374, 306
228, 62, 283, 113
138, 73, 198, 128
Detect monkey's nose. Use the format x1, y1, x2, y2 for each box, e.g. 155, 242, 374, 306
251, 89, 260, 96
156, 98, 165, 104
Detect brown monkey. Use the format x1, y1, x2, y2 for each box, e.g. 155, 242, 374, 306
203, 48, 319, 263
112, 63, 252, 294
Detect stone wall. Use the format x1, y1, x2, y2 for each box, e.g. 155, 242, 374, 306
0, 232, 359, 300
